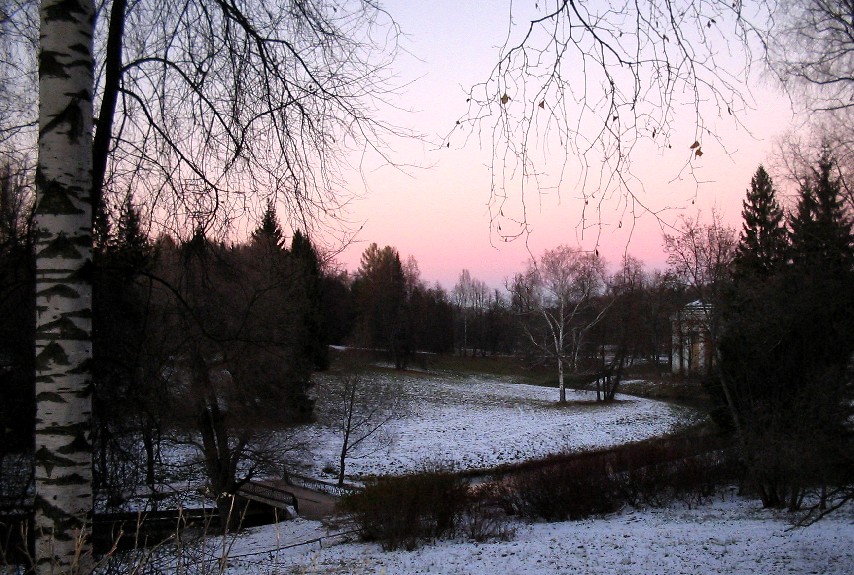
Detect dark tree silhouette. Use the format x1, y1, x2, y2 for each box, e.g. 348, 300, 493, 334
719, 151, 854, 510
790, 151, 854, 273
352, 243, 410, 369
733, 166, 788, 279
252, 200, 286, 250
291, 229, 330, 370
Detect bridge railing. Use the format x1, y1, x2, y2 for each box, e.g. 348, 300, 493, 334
237, 481, 299, 513
283, 472, 361, 498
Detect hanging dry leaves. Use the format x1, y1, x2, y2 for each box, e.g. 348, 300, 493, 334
538, 100, 545, 109
500, 93, 511, 105
690, 140, 700, 149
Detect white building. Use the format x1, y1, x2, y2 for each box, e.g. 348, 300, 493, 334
671, 300, 715, 376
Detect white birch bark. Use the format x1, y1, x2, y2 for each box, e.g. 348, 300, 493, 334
35, 1, 95, 572
515, 246, 610, 404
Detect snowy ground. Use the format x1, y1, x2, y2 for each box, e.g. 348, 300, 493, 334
90, 372, 695, 512
293, 373, 701, 480
194, 496, 854, 575
106, 373, 853, 575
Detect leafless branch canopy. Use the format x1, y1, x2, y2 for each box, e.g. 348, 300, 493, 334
768, 0, 854, 113
1, 0, 405, 239
765, 1, 854, 211
774, 129, 854, 211
104, 0, 404, 237
449, 0, 769, 244
0, 0, 37, 154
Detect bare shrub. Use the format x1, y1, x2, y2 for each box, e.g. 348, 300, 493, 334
510, 457, 621, 521
617, 458, 675, 508
500, 433, 740, 520
461, 498, 516, 543
342, 467, 469, 551
343, 467, 521, 550
467, 480, 518, 517
614, 435, 741, 509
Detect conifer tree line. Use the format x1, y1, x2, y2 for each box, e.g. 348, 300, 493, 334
0, 174, 689, 528
717, 152, 854, 513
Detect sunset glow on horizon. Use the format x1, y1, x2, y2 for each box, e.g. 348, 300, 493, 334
321, 1, 801, 290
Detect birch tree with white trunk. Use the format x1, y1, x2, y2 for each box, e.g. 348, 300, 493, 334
34, 0, 95, 572
510, 246, 610, 403
453, 269, 473, 357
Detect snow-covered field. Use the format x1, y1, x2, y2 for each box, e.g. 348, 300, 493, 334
294, 373, 701, 479
213, 497, 854, 575
107, 373, 853, 575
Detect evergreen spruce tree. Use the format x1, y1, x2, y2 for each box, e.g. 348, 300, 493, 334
252, 200, 285, 249
784, 150, 854, 409
719, 165, 789, 437
720, 151, 854, 509
291, 230, 330, 370
783, 150, 854, 507
115, 198, 152, 272
790, 151, 854, 275
92, 198, 153, 504
733, 165, 787, 278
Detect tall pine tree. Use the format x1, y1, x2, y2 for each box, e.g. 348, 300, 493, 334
291, 230, 329, 370
720, 151, 854, 509
790, 151, 854, 275
733, 165, 787, 279
252, 200, 285, 250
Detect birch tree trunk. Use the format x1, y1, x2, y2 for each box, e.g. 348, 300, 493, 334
35, 1, 95, 572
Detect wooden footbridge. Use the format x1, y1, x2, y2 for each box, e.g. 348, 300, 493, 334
238, 473, 359, 521
0, 473, 355, 563
236, 480, 299, 517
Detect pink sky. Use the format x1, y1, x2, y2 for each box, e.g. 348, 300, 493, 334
326, 1, 799, 290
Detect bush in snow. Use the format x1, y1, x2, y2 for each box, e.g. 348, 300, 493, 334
510, 456, 622, 521
342, 467, 469, 550
613, 433, 741, 509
